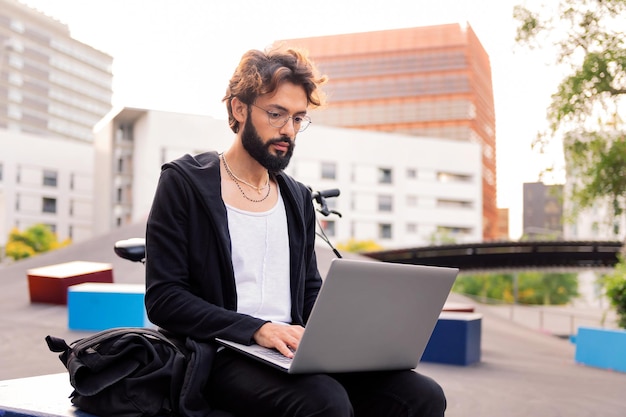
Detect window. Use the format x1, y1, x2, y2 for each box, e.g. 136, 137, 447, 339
8, 104, 22, 119
321, 162, 336, 180
378, 195, 393, 212
9, 73, 23, 87
117, 158, 124, 173
379, 223, 392, 239
407, 223, 417, 234
437, 172, 472, 183
406, 195, 417, 207
116, 187, 123, 203
406, 168, 417, 179
43, 197, 57, 213
378, 168, 393, 184
116, 124, 133, 141
10, 20, 25, 33
437, 226, 472, 236
0, 163, 3, 182
437, 199, 473, 209
43, 170, 58, 187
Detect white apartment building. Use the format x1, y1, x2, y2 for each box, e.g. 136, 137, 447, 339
563, 199, 626, 242
0, 129, 93, 248
0, 0, 113, 142
94, 107, 482, 249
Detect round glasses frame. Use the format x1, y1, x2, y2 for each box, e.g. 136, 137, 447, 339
251, 103, 312, 132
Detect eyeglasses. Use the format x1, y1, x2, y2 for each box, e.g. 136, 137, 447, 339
251, 103, 312, 132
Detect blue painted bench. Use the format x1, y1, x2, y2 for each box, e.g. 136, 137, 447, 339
422, 312, 482, 366
67, 283, 151, 331
573, 326, 626, 373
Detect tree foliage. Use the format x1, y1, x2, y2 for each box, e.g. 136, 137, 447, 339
514, 0, 626, 234
454, 271, 579, 305
603, 256, 626, 328
4, 224, 70, 261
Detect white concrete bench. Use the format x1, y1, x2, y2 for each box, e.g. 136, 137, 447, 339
0, 373, 95, 417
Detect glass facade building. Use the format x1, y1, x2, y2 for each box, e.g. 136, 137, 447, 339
0, 0, 113, 142
280, 23, 498, 240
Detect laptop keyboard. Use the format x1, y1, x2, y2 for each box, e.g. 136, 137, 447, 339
264, 348, 294, 366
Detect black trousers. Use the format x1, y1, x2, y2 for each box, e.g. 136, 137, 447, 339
206, 349, 446, 417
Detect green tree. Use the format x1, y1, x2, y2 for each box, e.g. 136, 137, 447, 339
514, 0, 626, 235
5, 224, 70, 261
516, 271, 579, 305
454, 271, 578, 305
603, 256, 626, 328
454, 273, 514, 303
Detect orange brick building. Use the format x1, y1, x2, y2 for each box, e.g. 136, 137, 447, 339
279, 23, 497, 240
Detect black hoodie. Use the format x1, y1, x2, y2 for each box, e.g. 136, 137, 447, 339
144, 151, 323, 348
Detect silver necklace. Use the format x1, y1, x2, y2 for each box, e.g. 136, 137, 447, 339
221, 153, 272, 203
220, 152, 269, 194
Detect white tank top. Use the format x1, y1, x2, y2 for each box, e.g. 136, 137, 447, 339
225, 189, 291, 323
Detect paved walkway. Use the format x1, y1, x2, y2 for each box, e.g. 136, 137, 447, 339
1, 222, 624, 416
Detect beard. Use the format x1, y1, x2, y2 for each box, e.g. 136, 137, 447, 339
241, 115, 295, 172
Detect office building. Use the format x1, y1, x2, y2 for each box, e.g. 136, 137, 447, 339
0, 129, 93, 249
496, 207, 510, 240
0, 0, 113, 142
94, 107, 482, 249
522, 182, 563, 240
563, 181, 626, 241
279, 23, 497, 240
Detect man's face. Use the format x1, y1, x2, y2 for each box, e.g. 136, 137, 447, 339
241, 82, 308, 172
241, 112, 294, 172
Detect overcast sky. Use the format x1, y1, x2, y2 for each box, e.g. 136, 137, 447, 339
20, 0, 565, 239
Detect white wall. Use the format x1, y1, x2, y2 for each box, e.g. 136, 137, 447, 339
0, 130, 93, 246
288, 125, 483, 248
130, 110, 232, 222
93, 107, 483, 249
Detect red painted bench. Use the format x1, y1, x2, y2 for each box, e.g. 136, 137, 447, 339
27, 261, 114, 305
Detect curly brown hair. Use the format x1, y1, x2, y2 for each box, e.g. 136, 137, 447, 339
223, 45, 328, 133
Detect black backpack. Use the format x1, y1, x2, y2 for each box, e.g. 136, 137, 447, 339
46, 327, 218, 417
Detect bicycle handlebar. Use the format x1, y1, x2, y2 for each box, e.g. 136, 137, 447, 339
114, 188, 342, 263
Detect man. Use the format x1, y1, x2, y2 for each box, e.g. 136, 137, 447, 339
145, 45, 446, 417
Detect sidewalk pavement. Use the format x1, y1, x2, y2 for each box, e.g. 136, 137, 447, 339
1, 222, 624, 416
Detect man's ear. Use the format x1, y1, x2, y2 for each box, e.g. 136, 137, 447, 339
231, 97, 247, 123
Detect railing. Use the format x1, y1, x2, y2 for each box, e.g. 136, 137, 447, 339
456, 293, 619, 337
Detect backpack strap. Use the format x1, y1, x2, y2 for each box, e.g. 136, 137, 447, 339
45, 335, 70, 353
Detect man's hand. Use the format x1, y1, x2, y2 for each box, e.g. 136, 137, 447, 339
253, 323, 304, 358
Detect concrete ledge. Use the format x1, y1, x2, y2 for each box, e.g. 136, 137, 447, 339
0, 373, 95, 417
422, 312, 482, 366
68, 283, 149, 331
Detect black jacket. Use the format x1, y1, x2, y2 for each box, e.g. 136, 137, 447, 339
145, 151, 323, 346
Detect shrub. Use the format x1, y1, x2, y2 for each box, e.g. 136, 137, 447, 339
604, 256, 626, 329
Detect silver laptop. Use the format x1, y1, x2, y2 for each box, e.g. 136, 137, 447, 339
216, 258, 458, 374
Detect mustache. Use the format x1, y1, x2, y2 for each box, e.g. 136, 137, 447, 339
267, 137, 294, 147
